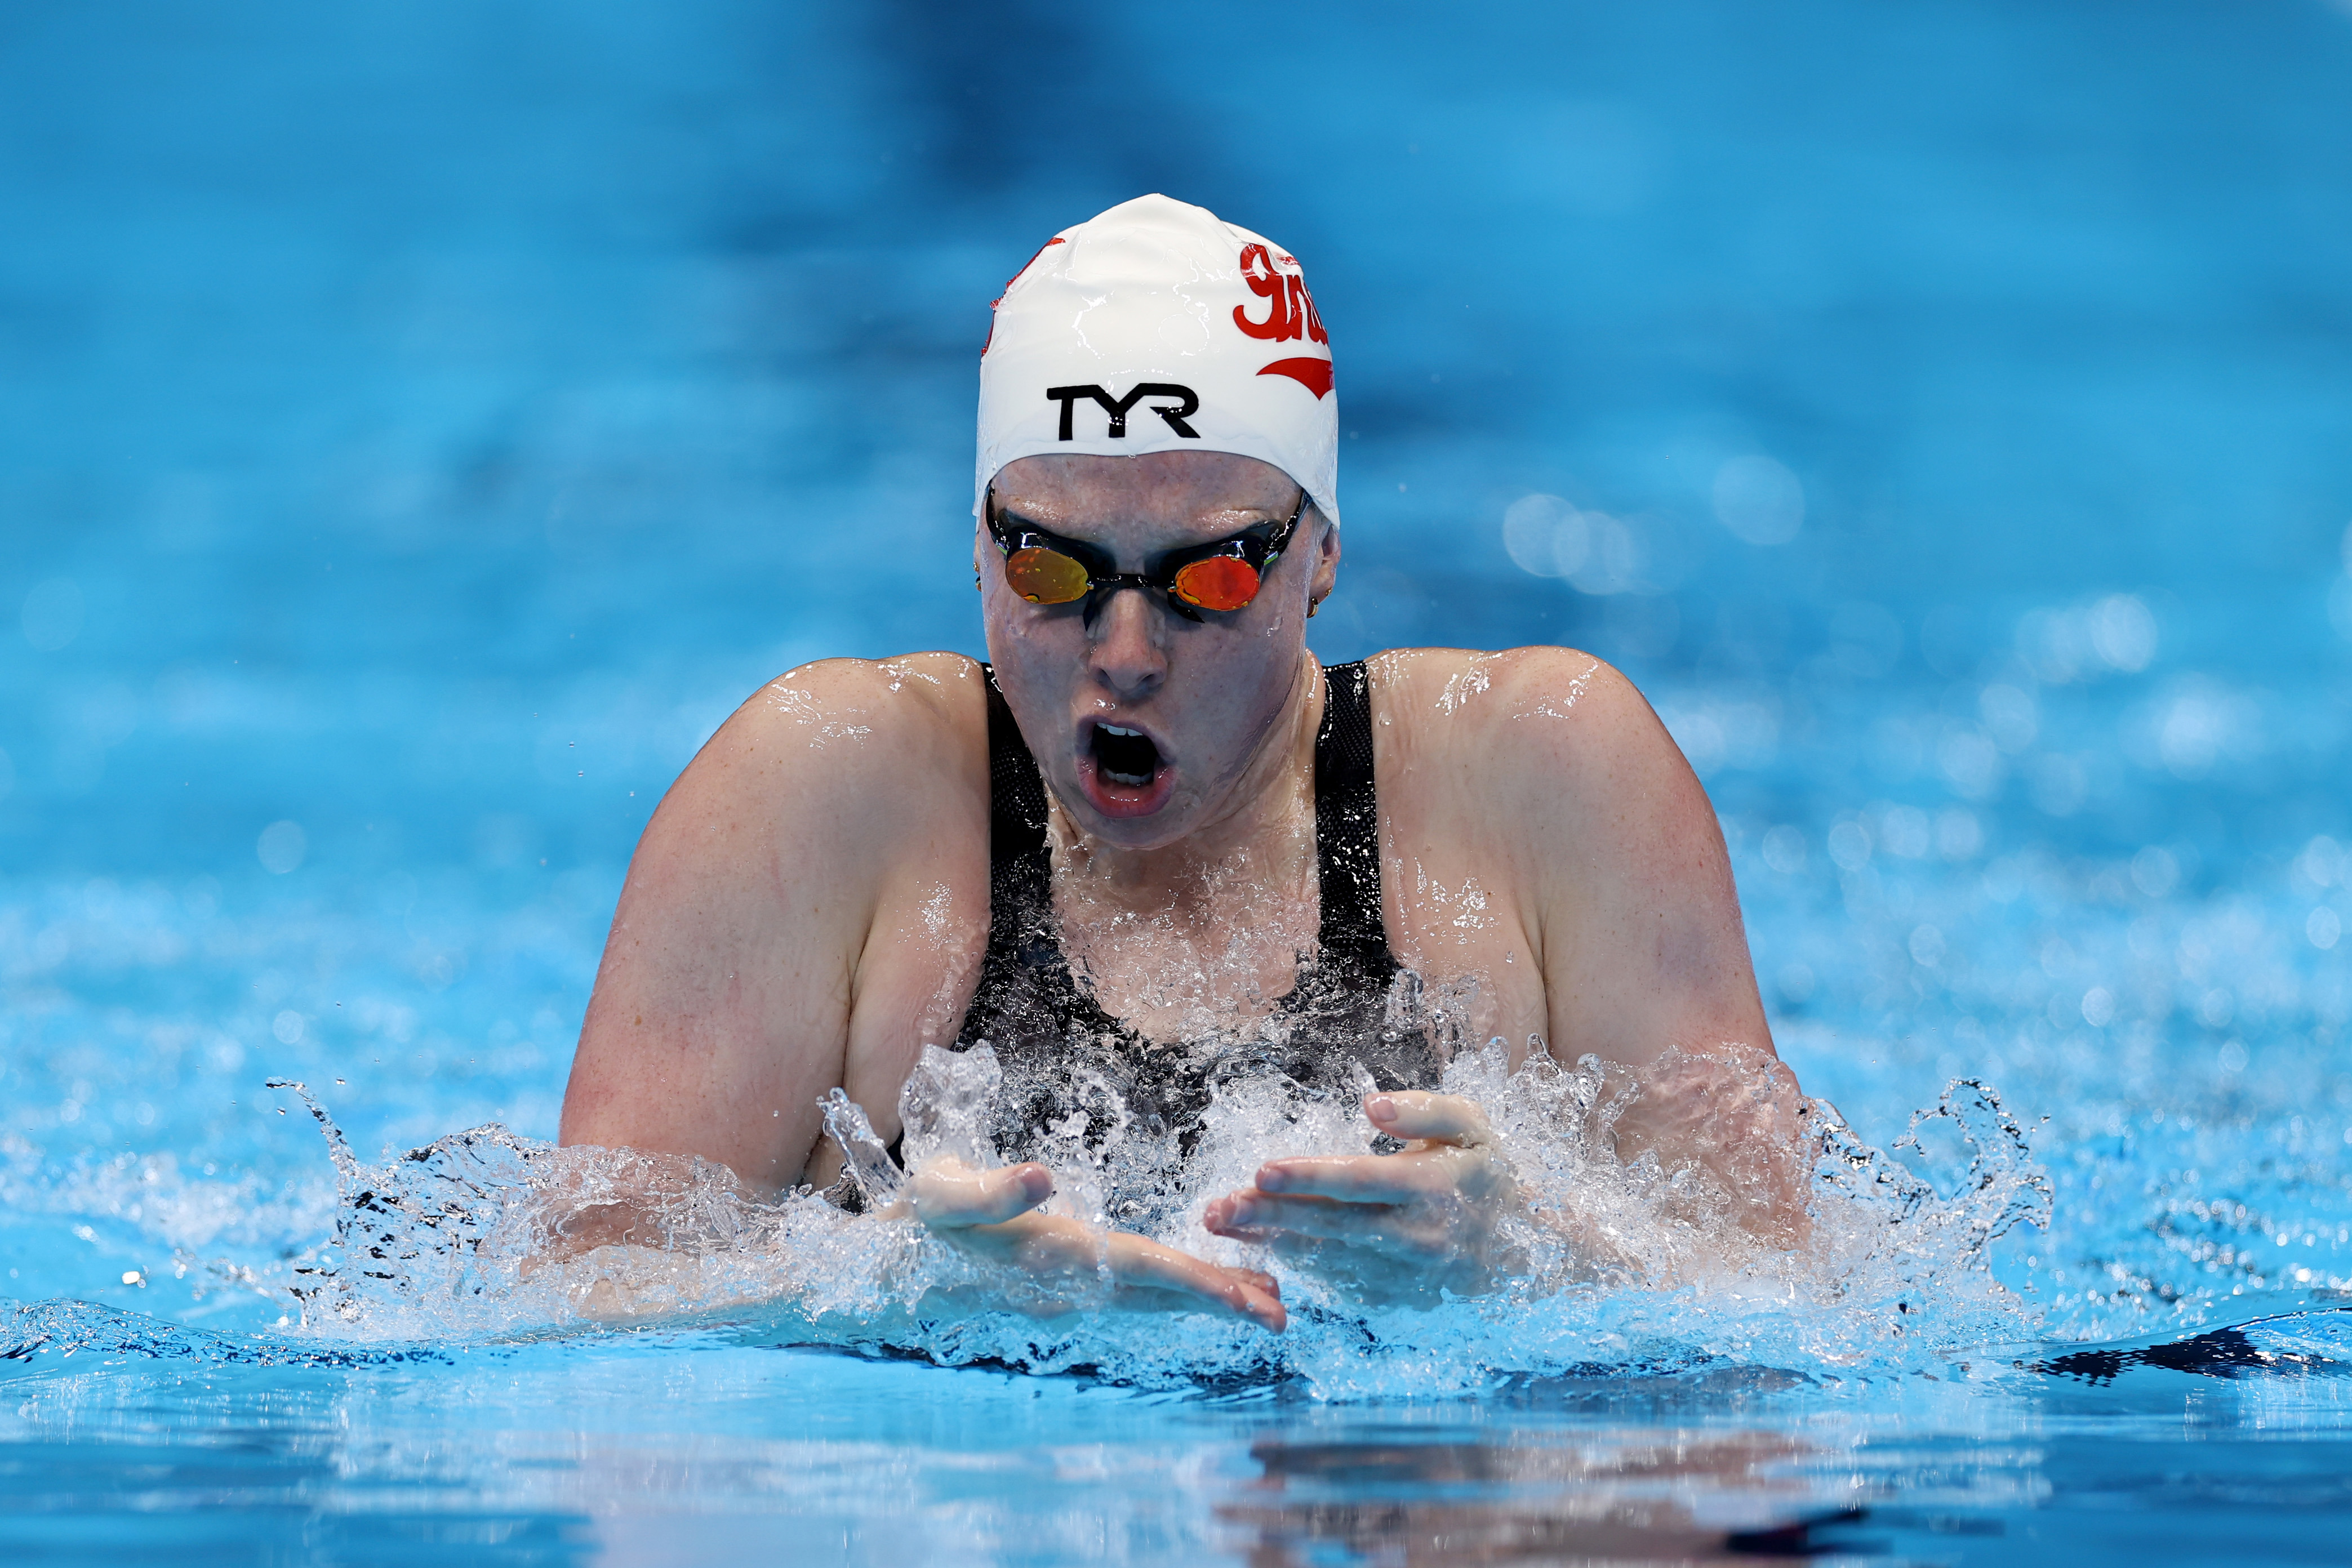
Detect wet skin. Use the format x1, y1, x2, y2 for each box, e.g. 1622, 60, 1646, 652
558, 450, 1803, 1328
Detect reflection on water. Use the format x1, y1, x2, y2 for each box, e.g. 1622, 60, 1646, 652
10, 1325, 2352, 1563
1228, 1428, 1853, 1565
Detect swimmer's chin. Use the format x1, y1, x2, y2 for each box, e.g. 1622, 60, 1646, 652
1074, 753, 1177, 819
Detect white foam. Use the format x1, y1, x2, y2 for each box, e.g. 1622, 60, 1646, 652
272, 977, 2053, 1394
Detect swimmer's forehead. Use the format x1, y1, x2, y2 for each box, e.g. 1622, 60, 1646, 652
990, 453, 1302, 545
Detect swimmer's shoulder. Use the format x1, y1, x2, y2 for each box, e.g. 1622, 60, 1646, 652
1362, 644, 1697, 826
646, 651, 990, 880
1362, 645, 1653, 755
1366, 645, 1736, 975
715, 649, 988, 775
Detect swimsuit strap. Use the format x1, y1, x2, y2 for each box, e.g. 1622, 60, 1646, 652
983, 662, 1052, 929
1311, 660, 1399, 986
968, 665, 1126, 1037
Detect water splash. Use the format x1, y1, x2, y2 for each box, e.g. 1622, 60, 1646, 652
817, 1086, 906, 1211
261, 997, 2058, 1393
264, 1078, 359, 1187
2, 1297, 452, 1374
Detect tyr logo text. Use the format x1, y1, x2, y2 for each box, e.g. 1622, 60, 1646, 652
1045, 382, 1202, 440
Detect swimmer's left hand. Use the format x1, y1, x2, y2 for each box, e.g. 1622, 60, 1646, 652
1201, 1091, 1520, 1303
893, 1156, 1288, 1331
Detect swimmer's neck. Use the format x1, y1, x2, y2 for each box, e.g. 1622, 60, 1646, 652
1044, 652, 1327, 915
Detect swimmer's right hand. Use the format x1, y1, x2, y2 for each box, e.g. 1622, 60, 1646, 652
885, 1157, 1286, 1333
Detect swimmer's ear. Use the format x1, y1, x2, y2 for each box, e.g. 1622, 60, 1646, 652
1308, 506, 1340, 608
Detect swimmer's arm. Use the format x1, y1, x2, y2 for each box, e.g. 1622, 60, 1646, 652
558, 654, 986, 1197
1486, 652, 1771, 1070
1487, 650, 1809, 1237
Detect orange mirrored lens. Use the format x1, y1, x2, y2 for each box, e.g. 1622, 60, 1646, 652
1172, 555, 1260, 612
1004, 546, 1091, 604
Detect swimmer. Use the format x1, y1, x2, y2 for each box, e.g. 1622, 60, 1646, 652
558, 195, 1811, 1332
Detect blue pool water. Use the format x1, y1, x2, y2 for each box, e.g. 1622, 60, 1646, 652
6, 1, 2352, 1560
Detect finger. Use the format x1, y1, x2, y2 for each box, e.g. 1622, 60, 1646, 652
1234, 1268, 1281, 1298
1204, 1190, 1286, 1240
1255, 1152, 1453, 1204
1201, 1191, 1250, 1236
1202, 1195, 1260, 1241
1366, 1090, 1493, 1148
909, 1161, 1053, 1228
1116, 1239, 1288, 1331
1206, 1192, 1419, 1248
1184, 1219, 1283, 1300
1106, 1233, 1287, 1331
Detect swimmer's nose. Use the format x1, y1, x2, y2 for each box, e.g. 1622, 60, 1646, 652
1087, 582, 1167, 702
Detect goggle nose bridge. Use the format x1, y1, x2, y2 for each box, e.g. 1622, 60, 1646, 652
1082, 572, 1204, 626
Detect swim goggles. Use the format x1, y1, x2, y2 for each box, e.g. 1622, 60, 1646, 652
984, 487, 1308, 622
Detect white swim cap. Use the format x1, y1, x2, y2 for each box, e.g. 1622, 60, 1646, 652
976, 194, 1339, 526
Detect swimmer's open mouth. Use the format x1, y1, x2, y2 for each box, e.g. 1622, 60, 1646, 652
1090, 721, 1163, 787
1077, 718, 1175, 818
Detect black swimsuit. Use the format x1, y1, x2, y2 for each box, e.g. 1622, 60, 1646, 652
943, 660, 1442, 1226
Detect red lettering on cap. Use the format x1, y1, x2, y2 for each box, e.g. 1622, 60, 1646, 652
1233, 244, 1327, 345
